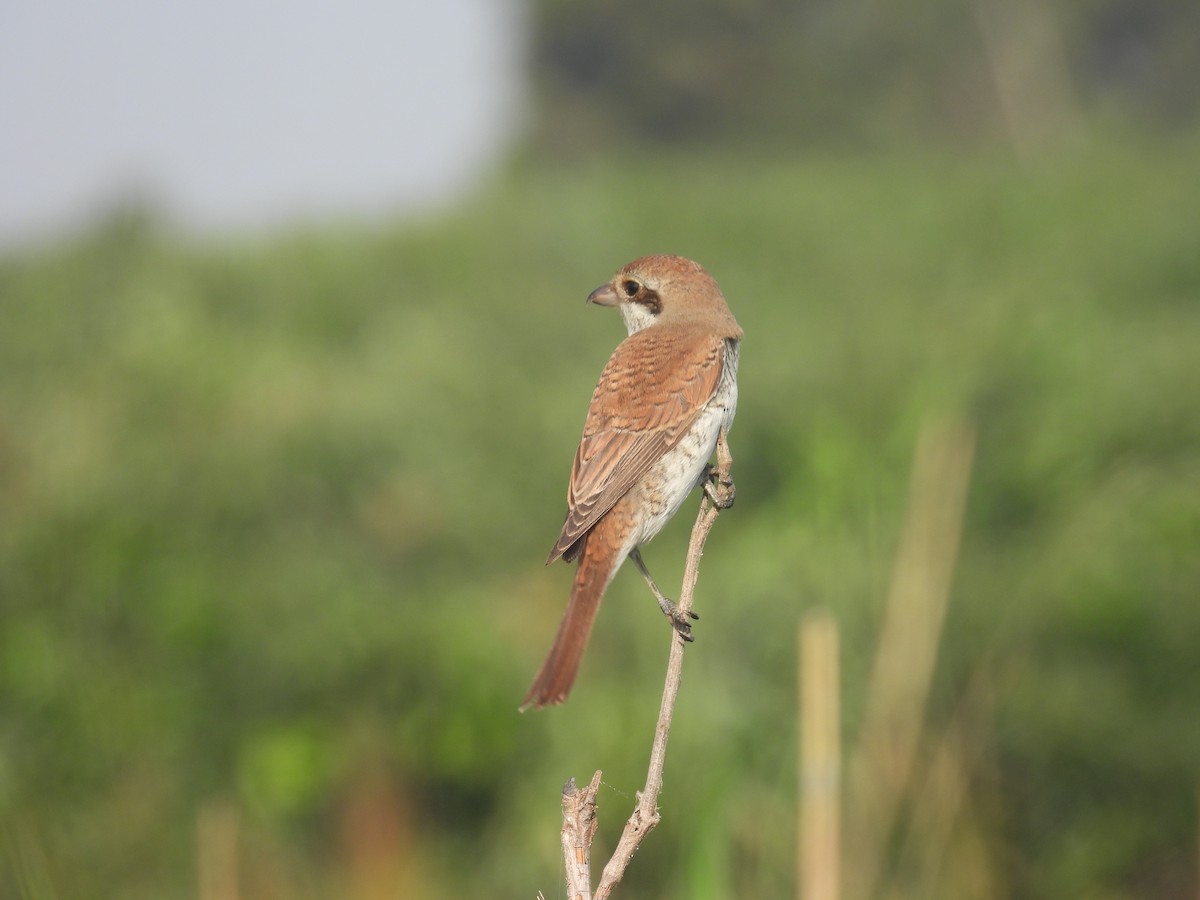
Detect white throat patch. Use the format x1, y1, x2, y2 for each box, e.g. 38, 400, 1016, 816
620, 301, 658, 335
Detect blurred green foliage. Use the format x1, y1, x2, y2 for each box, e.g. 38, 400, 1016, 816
2, 137, 1200, 899
531, 0, 1200, 154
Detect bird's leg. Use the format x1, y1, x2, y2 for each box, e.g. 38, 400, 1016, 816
629, 547, 698, 640
703, 428, 737, 509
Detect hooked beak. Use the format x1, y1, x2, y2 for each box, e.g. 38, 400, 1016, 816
586, 283, 620, 307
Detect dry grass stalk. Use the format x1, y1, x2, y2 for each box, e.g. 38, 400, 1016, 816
845, 418, 976, 900
197, 799, 240, 900
799, 610, 841, 900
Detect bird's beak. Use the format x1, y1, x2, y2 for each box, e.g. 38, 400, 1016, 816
587, 283, 620, 307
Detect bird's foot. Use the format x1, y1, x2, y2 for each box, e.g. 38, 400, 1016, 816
703, 464, 736, 509
658, 596, 699, 642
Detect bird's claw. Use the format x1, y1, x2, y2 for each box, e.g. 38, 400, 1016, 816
663, 601, 699, 641
703, 465, 736, 509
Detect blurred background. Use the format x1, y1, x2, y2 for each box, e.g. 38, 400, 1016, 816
2, 1, 1199, 898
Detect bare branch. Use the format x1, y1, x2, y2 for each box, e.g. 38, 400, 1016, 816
590, 428, 736, 899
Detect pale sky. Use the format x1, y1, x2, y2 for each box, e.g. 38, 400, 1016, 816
0, 0, 525, 246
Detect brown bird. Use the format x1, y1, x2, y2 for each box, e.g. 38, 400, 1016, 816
522, 255, 742, 710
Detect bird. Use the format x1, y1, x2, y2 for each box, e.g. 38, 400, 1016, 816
522, 254, 742, 710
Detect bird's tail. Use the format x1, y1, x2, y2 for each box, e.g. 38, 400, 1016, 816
521, 531, 619, 710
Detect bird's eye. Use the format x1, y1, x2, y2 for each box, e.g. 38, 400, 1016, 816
621, 279, 640, 297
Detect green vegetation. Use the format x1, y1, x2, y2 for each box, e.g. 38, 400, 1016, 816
530, 0, 1200, 153
2, 137, 1199, 898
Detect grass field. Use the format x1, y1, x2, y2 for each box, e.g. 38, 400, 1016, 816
2, 135, 1199, 898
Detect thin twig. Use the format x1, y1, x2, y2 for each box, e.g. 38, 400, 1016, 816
552, 430, 734, 898
586, 429, 736, 900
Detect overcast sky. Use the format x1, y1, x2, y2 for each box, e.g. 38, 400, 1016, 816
0, 0, 525, 247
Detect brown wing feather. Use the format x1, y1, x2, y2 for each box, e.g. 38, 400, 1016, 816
547, 326, 726, 564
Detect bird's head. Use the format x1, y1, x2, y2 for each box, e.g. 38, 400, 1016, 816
587, 255, 741, 338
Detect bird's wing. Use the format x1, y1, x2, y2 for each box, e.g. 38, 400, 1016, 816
547, 326, 726, 563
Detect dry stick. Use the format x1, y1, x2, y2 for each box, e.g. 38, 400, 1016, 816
197, 799, 240, 900
555, 430, 735, 900
594, 429, 734, 899
799, 611, 841, 900
561, 771, 603, 900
